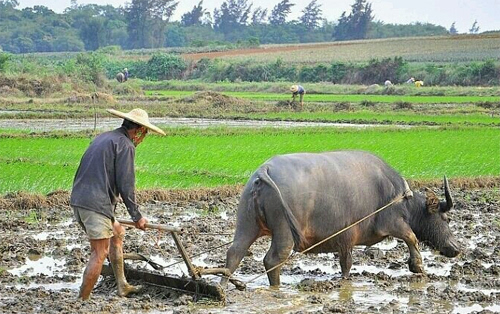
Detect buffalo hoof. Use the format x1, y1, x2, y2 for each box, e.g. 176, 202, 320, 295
408, 259, 424, 274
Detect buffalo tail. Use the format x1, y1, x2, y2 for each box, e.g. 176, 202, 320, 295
254, 166, 308, 251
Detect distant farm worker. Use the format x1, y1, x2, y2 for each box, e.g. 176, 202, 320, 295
70, 108, 166, 300
384, 80, 393, 87
123, 68, 129, 81
415, 80, 424, 87
290, 84, 306, 109
406, 77, 415, 84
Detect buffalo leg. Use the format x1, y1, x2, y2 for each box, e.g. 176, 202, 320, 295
222, 235, 259, 286
389, 219, 424, 273
222, 187, 262, 287
338, 245, 354, 278
222, 203, 263, 286
263, 235, 294, 287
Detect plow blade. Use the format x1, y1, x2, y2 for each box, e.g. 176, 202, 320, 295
101, 264, 226, 302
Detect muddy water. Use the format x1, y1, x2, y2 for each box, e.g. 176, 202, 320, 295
0, 117, 408, 131
1, 188, 499, 313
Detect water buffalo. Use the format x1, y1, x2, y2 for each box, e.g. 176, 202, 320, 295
116, 72, 126, 83
223, 150, 460, 287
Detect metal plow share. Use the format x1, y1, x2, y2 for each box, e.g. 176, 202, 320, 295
101, 219, 245, 303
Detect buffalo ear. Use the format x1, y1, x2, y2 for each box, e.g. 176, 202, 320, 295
425, 187, 440, 214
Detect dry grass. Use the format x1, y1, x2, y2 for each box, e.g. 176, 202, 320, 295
180, 91, 249, 108
202, 34, 500, 64
0, 74, 63, 97
65, 92, 115, 104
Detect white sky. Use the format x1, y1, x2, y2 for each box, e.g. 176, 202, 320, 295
16, 0, 500, 33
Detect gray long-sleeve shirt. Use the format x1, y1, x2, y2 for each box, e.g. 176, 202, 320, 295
70, 127, 143, 222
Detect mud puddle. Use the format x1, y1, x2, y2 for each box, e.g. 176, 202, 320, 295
1, 188, 500, 313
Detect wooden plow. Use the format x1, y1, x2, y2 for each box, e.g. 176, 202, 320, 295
100, 219, 245, 303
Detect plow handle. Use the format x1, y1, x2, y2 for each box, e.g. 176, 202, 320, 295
117, 219, 183, 233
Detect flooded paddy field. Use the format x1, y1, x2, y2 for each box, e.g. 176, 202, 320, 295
0, 117, 406, 132
1, 187, 500, 314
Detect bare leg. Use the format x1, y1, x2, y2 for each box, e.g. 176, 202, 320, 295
109, 221, 142, 297
79, 238, 110, 300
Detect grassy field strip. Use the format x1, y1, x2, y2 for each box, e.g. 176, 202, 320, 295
1, 127, 498, 194
143, 80, 500, 97
230, 111, 500, 125
144, 90, 500, 104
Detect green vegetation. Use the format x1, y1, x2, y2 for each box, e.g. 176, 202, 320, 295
240, 111, 499, 126
2, 36, 500, 92
0, 0, 451, 54
143, 80, 500, 96
23, 210, 42, 223
1, 126, 498, 194
145, 90, 500, 104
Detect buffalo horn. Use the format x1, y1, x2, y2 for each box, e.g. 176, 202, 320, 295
440, 175, 454, 212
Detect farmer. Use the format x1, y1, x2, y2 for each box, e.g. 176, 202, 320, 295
123, 68, 129, 81
290, 84, 306, 109
415, 80, 424, 87
406, 77, 415, 84
70, 108, 166, 300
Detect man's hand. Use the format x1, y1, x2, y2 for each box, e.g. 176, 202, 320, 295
135, 217, 148, 230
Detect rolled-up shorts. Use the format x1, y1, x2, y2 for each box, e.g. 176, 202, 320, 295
73, 206, 113, 240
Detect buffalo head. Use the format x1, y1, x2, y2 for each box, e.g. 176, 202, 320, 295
415, 176, 461, 258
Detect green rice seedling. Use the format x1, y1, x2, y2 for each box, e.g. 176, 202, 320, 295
0, 126, 498, 194
144, 90, 500, 104
24, 210, 40, 223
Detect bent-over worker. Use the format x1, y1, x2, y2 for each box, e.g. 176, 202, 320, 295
290, 84, 306, 110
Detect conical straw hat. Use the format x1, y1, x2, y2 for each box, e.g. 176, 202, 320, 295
106, 108, 165, 135
290, 85, 299, 92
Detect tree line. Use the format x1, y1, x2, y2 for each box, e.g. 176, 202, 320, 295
0, 0, 452, 53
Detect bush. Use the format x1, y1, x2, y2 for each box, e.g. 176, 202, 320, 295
146, 53, 187, 80
359, 57, 406, 84
330, 62, 348, 84
74, 52, 107, 87
0, 52, 11, 72
299, 64, 330, 82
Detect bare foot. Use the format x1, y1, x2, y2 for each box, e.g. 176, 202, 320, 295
117, 284, 143, 297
